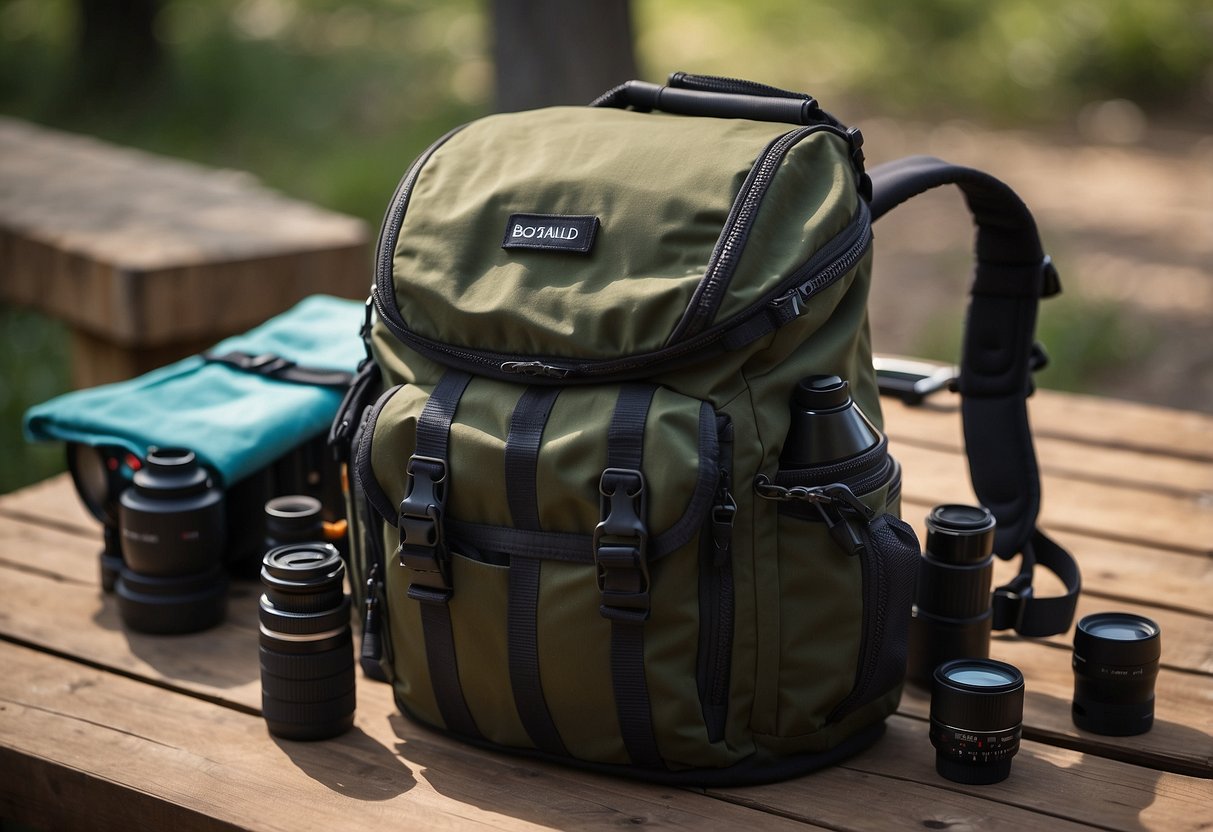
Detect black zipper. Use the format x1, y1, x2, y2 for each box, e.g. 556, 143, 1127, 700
371, 116, 869, 385
374, 125, 468, 320
373, 201, 871, 385
827, 510, 920, 723
671, 124, 859, 342
353, 384, 406, 525
769, 436, 892, 496
698, 416, 735, 743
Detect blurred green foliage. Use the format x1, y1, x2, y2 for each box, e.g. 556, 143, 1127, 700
0, 309, 72, 492
1, 0, 1208, 493
637, 0, 1213, 123
913, 289, 1158, 396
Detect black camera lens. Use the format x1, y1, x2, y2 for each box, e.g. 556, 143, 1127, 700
930, 658, 1025, 785
265, 495, 325, 548
907, 505, 997, 687
259, 543, 355, 741
1072, 612, 1161, 736
115, 447, 227, 634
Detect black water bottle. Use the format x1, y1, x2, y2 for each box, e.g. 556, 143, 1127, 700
781, 375, 881, 467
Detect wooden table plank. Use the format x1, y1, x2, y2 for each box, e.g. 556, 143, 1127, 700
2, 514, 1209, 784
7, 638, 1208, 832
717, 714, 1213, 832
884, 388, 1213, 463
891, 440, 1213, 556
0, 117, 369, 350
0, 641, 818, 832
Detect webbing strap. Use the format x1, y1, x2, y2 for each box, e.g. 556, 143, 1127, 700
601, 385, 663, 768
503, 387, 568, 756
505, 388, 561, 529
408, 370, 479, 738
869, 156, 1080, 638
202, 350, 354, 389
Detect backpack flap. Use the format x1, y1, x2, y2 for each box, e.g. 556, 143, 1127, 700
373, 105, 870, 381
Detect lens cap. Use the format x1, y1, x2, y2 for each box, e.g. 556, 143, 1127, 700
924, 504, 996, 564
1075, 612, 1161, 667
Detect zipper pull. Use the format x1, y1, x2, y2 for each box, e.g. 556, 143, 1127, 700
360, 563, 385, 678
710, 472, 737, 567
500, 360, 571, 379
815, 501, 868, 557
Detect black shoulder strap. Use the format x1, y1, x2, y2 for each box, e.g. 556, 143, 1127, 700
869, 155, 1080, 638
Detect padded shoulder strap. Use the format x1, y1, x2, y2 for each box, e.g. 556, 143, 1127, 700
869, 155, 1079, 637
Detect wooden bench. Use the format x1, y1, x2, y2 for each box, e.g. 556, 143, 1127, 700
0, 387, 1209, 830
0, 116, 370, 387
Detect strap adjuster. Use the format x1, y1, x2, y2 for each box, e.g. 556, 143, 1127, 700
1040, 255, 1061, 298
398, 454, 451, 592
992, 582, 1034, 631
594, 468, 650, 623
248, 353, 295, 375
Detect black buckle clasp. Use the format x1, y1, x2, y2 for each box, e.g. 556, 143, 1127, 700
398, 454, 451, 599
873, 356, 959, 406
248, 352, 295, 376
992, 579, 1034, 631
594, 468, 651, 623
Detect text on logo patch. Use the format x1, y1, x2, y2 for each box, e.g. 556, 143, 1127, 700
502, 213, 599, 254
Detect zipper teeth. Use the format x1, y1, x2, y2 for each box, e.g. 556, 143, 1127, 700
376, 206, 870, 384
776, 437, 889, 489
375, 126, 468, 324
772, 205, 872, 303
688, 128, 809, 332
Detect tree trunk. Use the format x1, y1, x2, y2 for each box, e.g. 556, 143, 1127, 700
74, 0, 164, 99
492, 0, 638, 112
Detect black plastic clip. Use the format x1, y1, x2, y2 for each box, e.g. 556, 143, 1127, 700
594, 468, 651, 623
1040, 255, 1062, 298
397, 454, 451, 599
992, 578, 1034, 632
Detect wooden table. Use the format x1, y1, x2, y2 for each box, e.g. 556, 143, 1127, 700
1, 389, 1210, 830
0, 117, 369, 388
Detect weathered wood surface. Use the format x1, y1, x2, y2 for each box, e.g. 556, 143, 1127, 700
1, 387, 1211, 830
0, 116, 370, 386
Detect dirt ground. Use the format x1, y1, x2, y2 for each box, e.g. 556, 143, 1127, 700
858, 118, 1213, 415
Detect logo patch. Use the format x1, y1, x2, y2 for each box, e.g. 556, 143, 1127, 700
502, 213, 599, 254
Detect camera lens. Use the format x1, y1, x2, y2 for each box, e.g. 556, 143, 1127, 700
907, 504, 997, 687
930, 658, 1024, 785
259, 543, 355, 741
265, 495, 325, 548
1072, 612, 1160, 736
116, 447, 227, 634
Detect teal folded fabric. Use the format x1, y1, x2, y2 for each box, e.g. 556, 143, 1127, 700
24, 295, 364, 485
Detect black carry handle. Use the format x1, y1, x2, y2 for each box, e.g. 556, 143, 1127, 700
869, 156, 1080, 638
593, 79, 823, 126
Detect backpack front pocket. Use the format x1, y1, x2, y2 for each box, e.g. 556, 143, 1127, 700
758, 440, 918, 738
354, 374, 738, 770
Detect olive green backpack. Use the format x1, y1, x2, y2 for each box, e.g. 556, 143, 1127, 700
330, 74, 1080, 785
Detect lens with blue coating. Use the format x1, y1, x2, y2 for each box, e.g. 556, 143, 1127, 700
1072, 612, 1160, 736
930, 658, 1025, 785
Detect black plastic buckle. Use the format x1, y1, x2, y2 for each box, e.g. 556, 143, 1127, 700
248, 353, 295, 376
873, 356, 960, 406
1040, 255, 1062, 298
397, 454, 451, 594
992, 582, 1034, 632
594, 468, 651, 623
